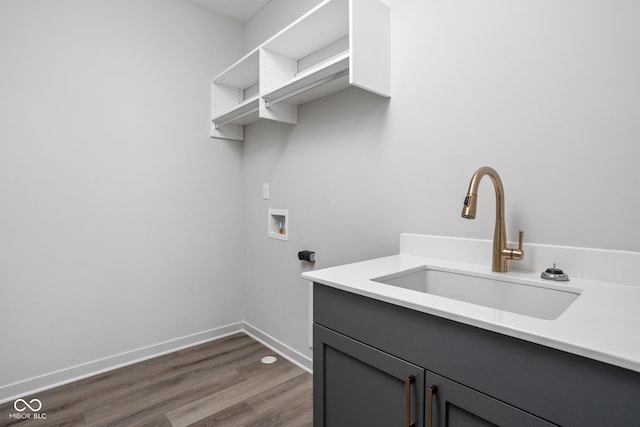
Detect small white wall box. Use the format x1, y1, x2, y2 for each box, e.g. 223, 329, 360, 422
268, 209, 289, 241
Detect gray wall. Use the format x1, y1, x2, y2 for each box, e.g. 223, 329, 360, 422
2, 0, 638, 395
0, 0, 244, 391
241, 0, 640, 361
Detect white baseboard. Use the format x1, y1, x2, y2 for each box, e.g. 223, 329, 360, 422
0, 321, 313, 405
242, 322, 313, 374
0, 323, 243, 405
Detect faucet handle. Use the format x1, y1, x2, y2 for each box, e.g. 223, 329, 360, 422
511, 230, 524, 260
518, 230, 524, 251
501, 230, 524, 261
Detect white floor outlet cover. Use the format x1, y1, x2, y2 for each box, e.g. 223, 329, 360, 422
261, 355, 278, 364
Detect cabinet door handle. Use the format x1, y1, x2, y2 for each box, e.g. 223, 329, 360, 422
428, 384, 438, 427
405, 375, 416, 427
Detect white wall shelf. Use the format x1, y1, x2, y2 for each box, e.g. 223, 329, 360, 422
212, 95, 259, 127
262, 52, 350, 107
211, 50, 260, 141
211, 0, 390, 141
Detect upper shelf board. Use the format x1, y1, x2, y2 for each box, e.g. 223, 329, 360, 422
262, 0, 349, 59
213, 49, 259, 88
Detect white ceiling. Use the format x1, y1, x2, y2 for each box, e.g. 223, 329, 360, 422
187, 0, 271, 23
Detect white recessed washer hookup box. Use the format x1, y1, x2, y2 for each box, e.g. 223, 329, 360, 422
268, 209, 289, 241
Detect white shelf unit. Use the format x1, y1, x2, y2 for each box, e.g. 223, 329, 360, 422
211, 0, 390, 141
211, 50, 260, 141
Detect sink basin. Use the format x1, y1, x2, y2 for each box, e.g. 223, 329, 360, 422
372, 267, 581, 320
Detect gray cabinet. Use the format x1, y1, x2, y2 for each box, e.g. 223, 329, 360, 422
314, 324, 554, 427
425, 371, 555, 427
313, 284, 640, 427
314, 324, 424, 427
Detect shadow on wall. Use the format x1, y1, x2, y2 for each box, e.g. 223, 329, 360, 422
245, 86, 391, 153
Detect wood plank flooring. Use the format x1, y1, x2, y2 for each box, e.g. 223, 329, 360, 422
0, 333, 312, 427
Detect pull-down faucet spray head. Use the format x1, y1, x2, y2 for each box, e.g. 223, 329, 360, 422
462, 194, 477, 219
462, 166, 501, 220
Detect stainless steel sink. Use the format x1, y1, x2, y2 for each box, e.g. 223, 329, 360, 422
372, 267, 581, 320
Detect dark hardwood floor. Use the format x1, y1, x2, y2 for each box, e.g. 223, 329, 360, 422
0, 333, 312, 426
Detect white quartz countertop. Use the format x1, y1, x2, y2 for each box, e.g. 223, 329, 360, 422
302, 235, 640, 373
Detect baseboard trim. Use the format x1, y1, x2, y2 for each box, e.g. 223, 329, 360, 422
242, 322, 313, 374
0, 322, 314, 405
0, 323, 243, 404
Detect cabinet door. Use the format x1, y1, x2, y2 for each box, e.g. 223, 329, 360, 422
314, 324, 425, 427
425, 371, 558, 427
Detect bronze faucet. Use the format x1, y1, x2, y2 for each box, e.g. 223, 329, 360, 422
462, 166, 524, 272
